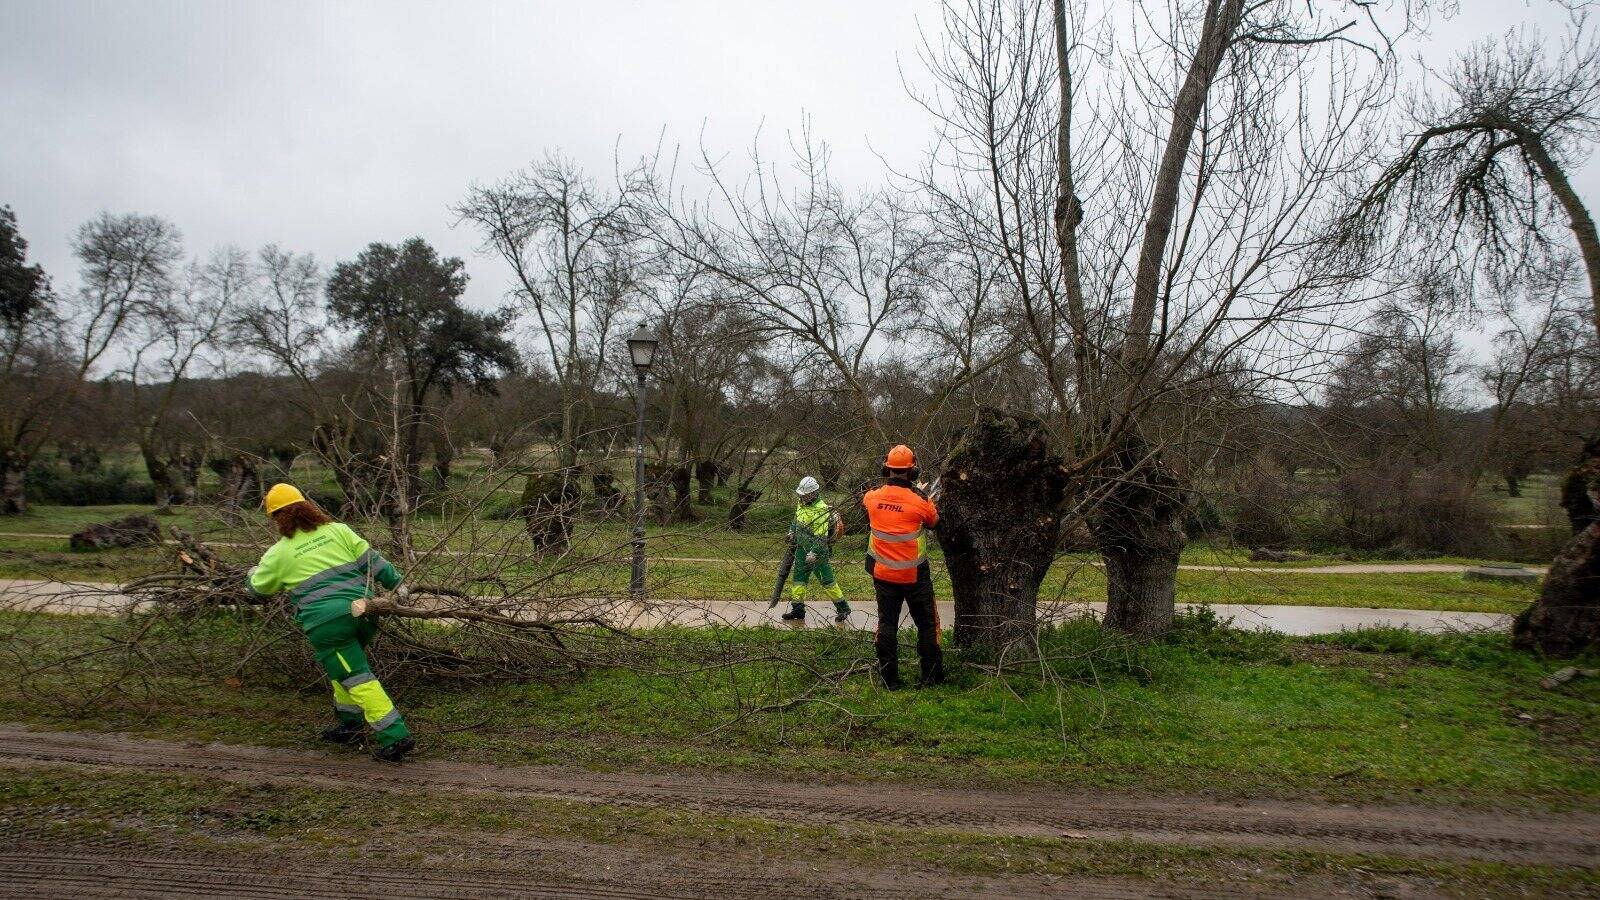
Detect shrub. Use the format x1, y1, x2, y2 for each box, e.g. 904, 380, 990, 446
1224, 467, 1301, 549
25, 464, 157, 506
1321, 462, 1505, 557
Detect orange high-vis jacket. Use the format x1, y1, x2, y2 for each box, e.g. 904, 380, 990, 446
862, 480, 938, 584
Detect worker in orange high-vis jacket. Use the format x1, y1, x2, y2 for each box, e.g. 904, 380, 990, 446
862, 444, 944, 689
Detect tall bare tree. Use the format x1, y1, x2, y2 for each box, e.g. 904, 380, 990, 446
457, 154, 644, 471
917, 0, 1418, 642
121, 246, 244, 505
0, 211, 180, 513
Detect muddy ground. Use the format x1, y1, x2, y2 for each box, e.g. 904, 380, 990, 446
1, 725, 1596, 898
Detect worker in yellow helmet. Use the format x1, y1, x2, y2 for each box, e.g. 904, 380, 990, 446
248, 483, 415, 762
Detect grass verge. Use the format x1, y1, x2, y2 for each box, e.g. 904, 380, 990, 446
1, 609, 1594, 807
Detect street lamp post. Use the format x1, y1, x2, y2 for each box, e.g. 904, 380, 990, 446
627, 325, 658, 602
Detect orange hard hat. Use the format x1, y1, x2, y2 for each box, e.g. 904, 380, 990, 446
884, 444, 916, 469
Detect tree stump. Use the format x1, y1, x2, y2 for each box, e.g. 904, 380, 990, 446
936, 409, 1072, 653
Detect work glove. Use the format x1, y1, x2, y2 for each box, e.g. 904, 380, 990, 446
805, 551, 818, 566
396, 585, 411, 601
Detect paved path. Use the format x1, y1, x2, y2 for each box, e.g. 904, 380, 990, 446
0, 531, 1547, 576
0, 578, 1514, 635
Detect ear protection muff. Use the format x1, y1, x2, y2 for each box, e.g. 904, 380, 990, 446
882, 466, 920, 481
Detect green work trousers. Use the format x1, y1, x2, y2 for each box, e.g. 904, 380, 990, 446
790, 548, 847, 612
305, 613, 411, 747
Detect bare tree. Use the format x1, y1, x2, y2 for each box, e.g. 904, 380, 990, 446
457, 154, 644, 472
644, 127, 951, 447
1350, 18, 1600, 655
915, 0, 1418, 643
0, 211, 181, 513
122, 247, 244, 506
1354, 23, 1600, 333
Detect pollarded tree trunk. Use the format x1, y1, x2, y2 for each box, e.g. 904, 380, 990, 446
1559, 439, 1600, 533
521, 467, 582, 554
936, 409, 1072, 653
729, 485, 760, 531
1513, 516, 1600, 657
670, 464, 695, 521
694, 460, 719, 505
0, 449, 27, 515
1091, 434, 1186, 638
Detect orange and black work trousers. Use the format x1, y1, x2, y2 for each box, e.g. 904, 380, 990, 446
872, 566, 944, 687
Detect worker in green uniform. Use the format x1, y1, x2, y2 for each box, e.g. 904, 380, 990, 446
781, 475, 850, 624
248, 483, 415, 762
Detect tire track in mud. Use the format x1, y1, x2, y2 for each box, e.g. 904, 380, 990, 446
0, 824, 1167, 900
1, 724, 1596, 868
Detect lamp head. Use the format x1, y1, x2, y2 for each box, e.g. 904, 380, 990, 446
627, 324, 658, 371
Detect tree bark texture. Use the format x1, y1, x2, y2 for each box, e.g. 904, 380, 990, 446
936, 409, 1072, 653
521, 468, 582, 553
1560, 439, 1600, 534
1091, 433, 1186, 638
0, 449, 27, 515
1513, 517, 1600, 657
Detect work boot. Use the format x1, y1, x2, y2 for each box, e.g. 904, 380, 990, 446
372, 736, 415, 763
321, 722, 364, 746
833, 602, 851, 625
780, 603, 806, 622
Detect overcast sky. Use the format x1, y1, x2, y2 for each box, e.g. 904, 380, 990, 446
2, 0, 1592, 316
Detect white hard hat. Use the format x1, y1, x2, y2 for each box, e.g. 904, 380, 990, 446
796, 476, 820, 496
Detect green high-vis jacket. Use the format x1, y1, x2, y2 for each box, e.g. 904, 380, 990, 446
790, 498, 839, 553
248, 522, 400, 630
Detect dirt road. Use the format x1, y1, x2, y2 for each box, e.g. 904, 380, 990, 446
2, 725, 1595, 870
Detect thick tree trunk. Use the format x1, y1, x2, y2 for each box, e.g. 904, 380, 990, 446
1505, 472, 1522, 498
729, 485, 759, 531
1091, 434, 1186, 638
936, 409, 1072, 653
670, 464, 694, 521
140, 443, 180, 508
694, 460, 718, 505
591, 468, 623, 518
432, 440, 454, 490
0, 449, 28, 515
1560, 439, 1600, 534
521, 467, 581, 553
1513, 517, 1600, 657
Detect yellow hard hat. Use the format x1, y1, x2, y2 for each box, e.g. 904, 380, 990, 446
264, 482, 306, 515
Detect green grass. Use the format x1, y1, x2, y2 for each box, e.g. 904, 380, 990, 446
2, 611, 1594, 806
0, 502, 1542, 613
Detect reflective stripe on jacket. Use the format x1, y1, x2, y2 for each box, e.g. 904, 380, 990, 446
862, 479, 938, 584
247, 522, 400, 630
791, 499, 837, 551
